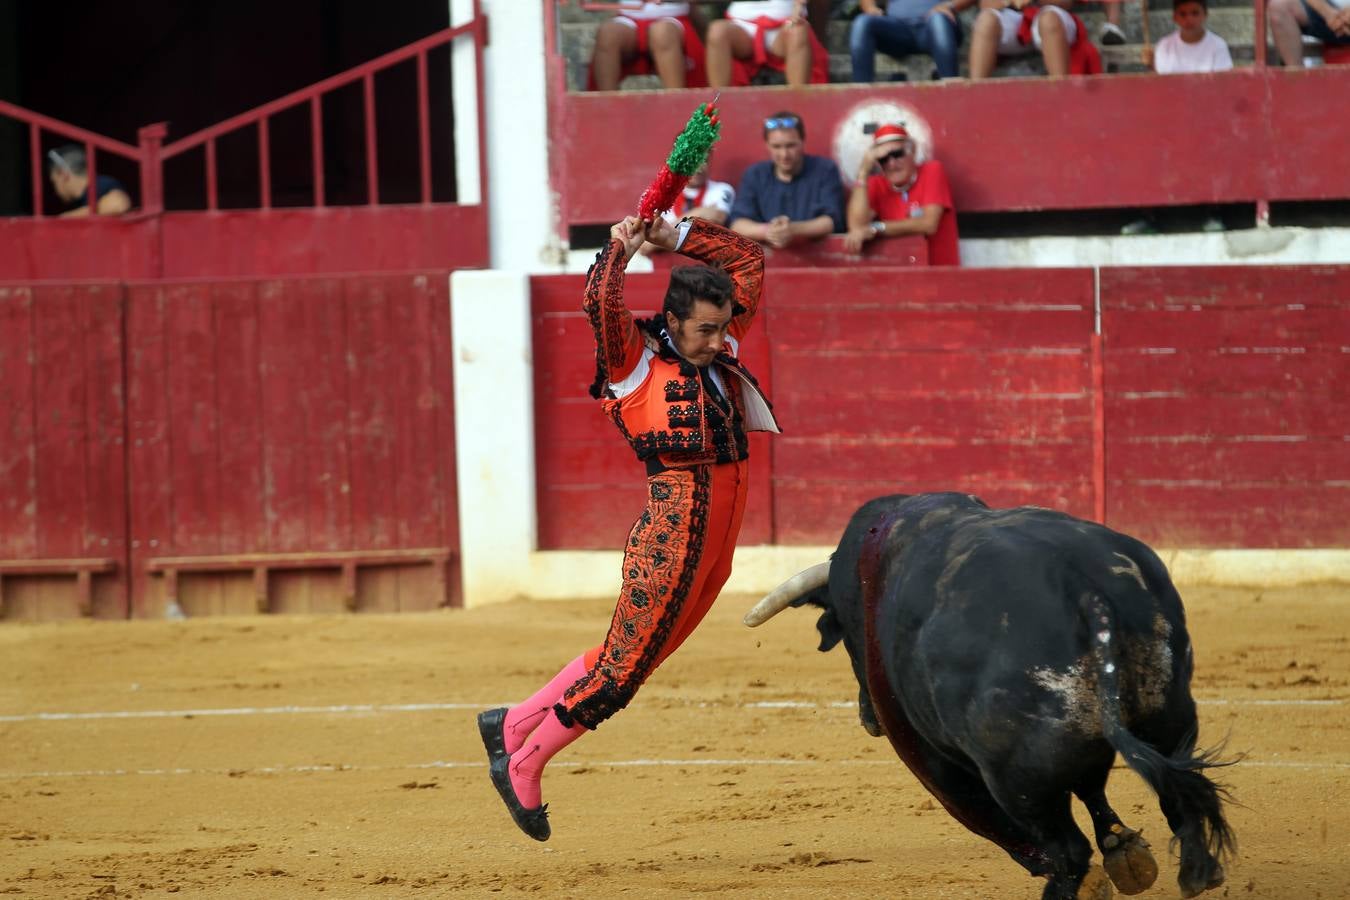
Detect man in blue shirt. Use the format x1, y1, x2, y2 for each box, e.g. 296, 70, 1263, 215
729, 111, 845, 250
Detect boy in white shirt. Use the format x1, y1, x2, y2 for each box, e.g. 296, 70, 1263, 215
1143, 0, 1234, 73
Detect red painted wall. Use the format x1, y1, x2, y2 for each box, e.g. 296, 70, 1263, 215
0, 283, 130, 618
0, 205, 489, 281
767, 268, 1097, 544
531, 265, 1350, 551
0, 273, 462, 619
551, 68, 1350, 228
1102, 265, 1350, 547
125, 273, 461, 615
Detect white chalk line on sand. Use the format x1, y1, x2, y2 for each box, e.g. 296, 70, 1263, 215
2, 757, 1347, 782
0, 697, 1341, 724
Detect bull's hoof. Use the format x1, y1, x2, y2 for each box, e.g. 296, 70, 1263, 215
1179, 863, 1225, 899
1101, 825, 1157, 895
1076, 865, 1113, 900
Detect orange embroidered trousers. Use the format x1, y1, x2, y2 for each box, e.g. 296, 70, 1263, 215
556, 459, 749, 730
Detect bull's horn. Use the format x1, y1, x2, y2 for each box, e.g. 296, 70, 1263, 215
743, 561, 831, 627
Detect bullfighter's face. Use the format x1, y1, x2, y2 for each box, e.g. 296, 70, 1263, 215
666, 299, 732, 368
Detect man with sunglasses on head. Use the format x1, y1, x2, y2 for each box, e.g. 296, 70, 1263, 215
728, 111, 846, 251
844, 123, 960, 266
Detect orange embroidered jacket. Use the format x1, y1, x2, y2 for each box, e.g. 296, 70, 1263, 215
583, 219, 779, 470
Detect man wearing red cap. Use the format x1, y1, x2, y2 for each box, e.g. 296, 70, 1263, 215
844, 123, 960, 266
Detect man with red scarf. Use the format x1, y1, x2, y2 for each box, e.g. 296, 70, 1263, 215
479, 214, 777, 842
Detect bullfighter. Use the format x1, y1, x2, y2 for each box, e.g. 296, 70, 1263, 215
478, 213, 779, 841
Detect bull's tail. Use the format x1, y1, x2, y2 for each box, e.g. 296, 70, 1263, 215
1079, 592, 1237, 868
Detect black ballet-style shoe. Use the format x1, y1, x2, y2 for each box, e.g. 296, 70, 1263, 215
488, 755, 551, 842
477, 707, 509, 764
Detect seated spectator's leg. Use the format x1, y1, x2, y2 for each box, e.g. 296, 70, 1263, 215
1267, 0, 1311, 66
856, 15, 926, 81
705, 19, 754, 87
769, 20, 814, 86
592, 19, 639, 91
850, 14, 884, 82
920, 12, 963, 78
1034, 6, 1073, 77
648, 20, 688, 88
968, 8, 1005, 79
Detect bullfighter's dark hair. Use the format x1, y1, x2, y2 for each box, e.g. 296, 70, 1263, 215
663, 264, 733, 322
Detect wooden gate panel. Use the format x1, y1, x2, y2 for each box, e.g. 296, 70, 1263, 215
126, 274, 460, 617
0, 283, 128, 619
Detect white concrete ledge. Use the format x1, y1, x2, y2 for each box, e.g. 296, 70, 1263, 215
510, 546, 1350, 606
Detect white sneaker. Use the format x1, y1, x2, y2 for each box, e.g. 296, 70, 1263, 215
1100, 22, 1127, 45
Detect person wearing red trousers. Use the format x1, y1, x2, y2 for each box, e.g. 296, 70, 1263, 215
478, 213, 778, 841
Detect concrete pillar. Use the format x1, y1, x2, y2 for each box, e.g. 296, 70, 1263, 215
450, 269, 537, 606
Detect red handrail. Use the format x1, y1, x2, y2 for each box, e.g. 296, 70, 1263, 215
156, 20, 480, 212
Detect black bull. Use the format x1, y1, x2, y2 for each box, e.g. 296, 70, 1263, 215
745, 493, 1235, 900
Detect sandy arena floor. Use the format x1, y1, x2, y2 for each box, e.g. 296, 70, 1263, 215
3, 584, 1348, 899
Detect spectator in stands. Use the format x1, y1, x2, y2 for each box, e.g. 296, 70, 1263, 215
1269, 0, 1350, 66
844, 123, 960, 265
1143, 0, 1233, 73
850, 0, 976, 81
968, 0, 1100, 78
641, 161, 736, 255
588, 2, 707, 90
1122, 0, 1231, 235
705, 1, 830, 87
729, 111, 846, 249
47, 145, 131, 217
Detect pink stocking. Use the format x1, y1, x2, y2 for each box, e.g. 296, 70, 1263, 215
509, 708, 586, 809
503, 654, 588, 754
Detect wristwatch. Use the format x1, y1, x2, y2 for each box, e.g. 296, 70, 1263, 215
870, 220, 886, 236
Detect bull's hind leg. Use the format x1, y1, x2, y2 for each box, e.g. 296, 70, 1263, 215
904, 747, 1109, 900
1075, 763, 1158, 896
1134, 716, 1231, 898
980, 780, 1111, 900
1078, 789, 1158, 895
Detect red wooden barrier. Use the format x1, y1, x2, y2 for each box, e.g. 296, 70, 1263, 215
124, 273, 461, 617
547, 67, 1350, 232
767, 268, 1098, 543
0, 283, 129, 619
531, 272, 774, 550
531, 265, 1350, 550
1100, 265, 1350, 548
0, 205, 489, 281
